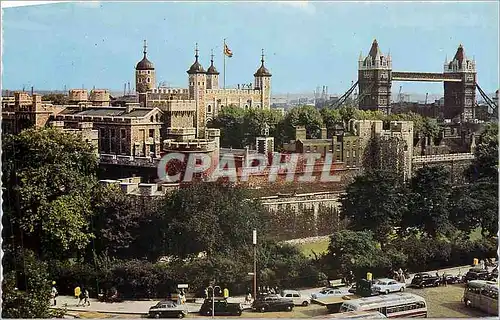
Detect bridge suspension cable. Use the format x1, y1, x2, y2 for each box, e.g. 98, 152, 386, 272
476, 82, 498, 115
329, 80, 358, 109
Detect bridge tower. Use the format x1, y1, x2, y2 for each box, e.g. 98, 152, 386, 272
358, 39, 392, 114
443, 44, 476, 121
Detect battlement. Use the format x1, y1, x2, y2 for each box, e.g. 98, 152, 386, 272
412, 153, 474, 164
150, 99, 196, 112
151, 87, 189, 94
163, 139, 218, 152
206, 88, 261, 95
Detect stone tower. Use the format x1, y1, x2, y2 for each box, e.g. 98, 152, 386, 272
254, 49, 272, 109
443, 44, 477, 122
358, 39, 392, 114
187, 43, 207, 138
135, 40, 156, 94
206, 50, 219, 89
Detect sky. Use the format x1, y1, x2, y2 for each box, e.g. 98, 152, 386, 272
1, 1, 499, 96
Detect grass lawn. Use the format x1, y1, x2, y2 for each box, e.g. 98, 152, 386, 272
296, 239, 330, 257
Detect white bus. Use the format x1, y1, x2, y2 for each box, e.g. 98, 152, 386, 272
463, 280, 498, 316
339, 292, 427, 318
316, 310, 386, 318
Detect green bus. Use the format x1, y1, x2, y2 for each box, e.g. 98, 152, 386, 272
463, 280, 498, 316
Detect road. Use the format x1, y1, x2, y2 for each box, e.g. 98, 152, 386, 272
54, 264, 492, 318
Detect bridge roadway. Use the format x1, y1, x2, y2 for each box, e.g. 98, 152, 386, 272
392, 71, 462, 82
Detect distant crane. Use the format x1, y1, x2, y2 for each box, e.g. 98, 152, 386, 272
424, 93, 428, 106
398, 86, 403, 103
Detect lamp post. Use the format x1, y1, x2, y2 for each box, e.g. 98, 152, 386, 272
253, 229, 257, 302
207, 284, 221, 319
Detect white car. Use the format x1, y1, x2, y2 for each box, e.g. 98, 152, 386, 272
372, 278, 406, 294
311, 287, 351, 300
280, 290, 310, 306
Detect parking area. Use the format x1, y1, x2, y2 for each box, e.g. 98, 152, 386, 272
75, 283, 492, 319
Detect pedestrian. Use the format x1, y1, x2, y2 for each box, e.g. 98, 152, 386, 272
77, 288, 85, 306
177, 290, 183, 305
223, 287, 229, 299
51, 282, 58, 306
84, 289, 90, 306
480, 260, 485, 270
74, 285, 81, 299
442, 274, 447, 287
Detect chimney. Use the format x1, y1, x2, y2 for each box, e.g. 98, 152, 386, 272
321, 127, 327, 139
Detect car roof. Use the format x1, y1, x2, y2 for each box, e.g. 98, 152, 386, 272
375, 278, 394, 282
282, 290, 299, 294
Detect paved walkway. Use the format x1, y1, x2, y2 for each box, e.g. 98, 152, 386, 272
51, 264, 482, 315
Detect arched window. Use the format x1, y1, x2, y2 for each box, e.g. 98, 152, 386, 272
150, 116, 154, 122
155, 114, 159, 122
147, 78, 151, 83
207, 105, 212, 112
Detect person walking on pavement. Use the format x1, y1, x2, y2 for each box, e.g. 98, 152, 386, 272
442, 274, 447, 287
84, 289, 90, 306
51, 282, 58, 306
223, 287, 229, 300
74, 285, 81, 300
77, 288, 85, 307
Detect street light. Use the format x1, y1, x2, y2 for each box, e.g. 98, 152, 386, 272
207, 284, 221, 319
253, 229, 257, 302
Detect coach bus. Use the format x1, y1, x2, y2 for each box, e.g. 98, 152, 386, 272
463, 280, 498, 316
339, 292, 427, 318
315, 310, 386, 318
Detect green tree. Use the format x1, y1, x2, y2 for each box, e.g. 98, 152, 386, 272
404, 166, 454, 238
469, 122, 498, 182
2, 128, 98, 259
90, 184, 146, 260
340, 170, 407, 247
2, 248, 61, 318
450, 180, 498, 237
242, 108, 283, 147
325, 230, 398, 279
208, 105, 245, 148
156, 182, 270, 258
280, 105, 324, 143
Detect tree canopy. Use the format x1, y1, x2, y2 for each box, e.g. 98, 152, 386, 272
2, 128, 98, 259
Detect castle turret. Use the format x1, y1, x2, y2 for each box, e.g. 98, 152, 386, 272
135, 40, 156, 94
187, 43, 207, 138
254, 49, 272, 109
357, 39, 392, 114
206, 50, 219, 89
443, 44, 477, 121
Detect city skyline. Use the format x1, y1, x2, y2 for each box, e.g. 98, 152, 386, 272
1, 1, 499, 95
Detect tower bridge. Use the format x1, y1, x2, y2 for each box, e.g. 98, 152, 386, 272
331, 40, 497, 122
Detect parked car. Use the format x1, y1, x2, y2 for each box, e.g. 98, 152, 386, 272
411, 273, 440, 288
280, 290, 310, 306
199, 298, 243, 316
311, 287, 351, 300
465, 268, 490, 282
488, 267, 498, 281
348, 284, 357, 294
442, 273, 461, 284
148, 301, 187, 319
252, 295, 294, 312
372, 278, 406, 294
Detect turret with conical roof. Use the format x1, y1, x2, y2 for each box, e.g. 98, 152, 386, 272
254, 49, 272, 109
187, 44, 206, 74
135, 40, 156, 94
357, 39, 392, 114
206, 50, 219, 89
444, 44, 476, 73
254, 49, 272, 77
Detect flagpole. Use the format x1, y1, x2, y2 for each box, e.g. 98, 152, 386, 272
223, 38, 226, 89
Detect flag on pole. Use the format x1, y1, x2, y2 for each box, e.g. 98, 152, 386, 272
224, 43, 233, 57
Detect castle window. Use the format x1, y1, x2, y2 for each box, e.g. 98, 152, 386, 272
150, 116, 154, 122
149, 129, 154, 138
155, 114, 159, 122
207, 105, 212, 112
147, 78, 151, 83
147, 71, 150, 74
121, 129, 126, 138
